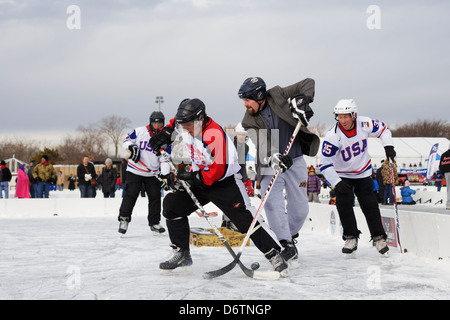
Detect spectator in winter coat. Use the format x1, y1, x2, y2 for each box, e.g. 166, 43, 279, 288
28, 160, 37, 198
434, 171, 443, 192
15, 164, 30, 199
56, 170, 65, 191
439, 143, 450, 210
372, 173, 379, 201
307, 166, 321, 203
32, 155, 56, 198
101, 158, 117, 198
400, 180, 416, 204
68, 174, 76, 191
376, 163, 385, 203
0, 160, 12, 199
381, 159, 398, 205
77, 156, 97, 198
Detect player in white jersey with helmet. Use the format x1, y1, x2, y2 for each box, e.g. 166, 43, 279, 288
319, 99, 396, 255
118, 111, 170, 235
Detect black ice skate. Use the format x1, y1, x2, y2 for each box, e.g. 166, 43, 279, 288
150, 224, 166, 234
373, 235, 389, 255
265, 248, 289, 278
160, 245, 193, 275
118, 216, 129, 234
280, 240, 299, 268
342, 237, 358, 254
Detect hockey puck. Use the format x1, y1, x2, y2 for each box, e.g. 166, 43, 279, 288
251, 262, 260, 270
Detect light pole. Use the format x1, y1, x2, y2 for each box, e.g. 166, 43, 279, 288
155, 96, 164, 111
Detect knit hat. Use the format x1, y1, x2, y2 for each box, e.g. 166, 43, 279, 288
0, 160, 5, 165
404, 180, 410, 187
19, 164, 25, 170
308, 165, 316, 174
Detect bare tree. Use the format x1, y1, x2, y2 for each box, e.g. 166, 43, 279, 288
308, 122, 329, 137
98, 115, 132, 158
57, 136, 87, 165
391, 119, 450, 139
78, 125, 106, 156
0, 137, 40, 162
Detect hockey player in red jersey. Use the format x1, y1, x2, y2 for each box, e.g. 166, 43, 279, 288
319, 99, 396, 255
149, 98, 288, 275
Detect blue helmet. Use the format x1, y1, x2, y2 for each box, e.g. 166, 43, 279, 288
238, 77, 267, 101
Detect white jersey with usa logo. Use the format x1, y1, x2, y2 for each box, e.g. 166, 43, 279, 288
319, 115, 394, 187
123, 125, 170, 177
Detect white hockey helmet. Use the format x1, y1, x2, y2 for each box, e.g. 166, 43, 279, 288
334, 99, 358, 120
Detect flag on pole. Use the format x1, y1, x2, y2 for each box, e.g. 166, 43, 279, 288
426, 143, 439, 180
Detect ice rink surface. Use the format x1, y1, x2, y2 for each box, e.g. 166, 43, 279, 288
2, 207, 450, 300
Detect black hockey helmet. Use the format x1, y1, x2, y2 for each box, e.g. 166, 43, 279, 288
149, 111, 165, 124
175, 98, 206, 124
238, 77, 267, 101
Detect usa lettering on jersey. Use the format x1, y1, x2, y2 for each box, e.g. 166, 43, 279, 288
123, 126, 170, 177
319, 115, 394, 187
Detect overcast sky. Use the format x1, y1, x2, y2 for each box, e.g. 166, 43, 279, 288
1, 0, 449, 145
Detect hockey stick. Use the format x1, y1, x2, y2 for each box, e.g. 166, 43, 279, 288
389, 159, 404, 253
204, 119, 303, 279
137, 160, 166, 182
159, 150, 280, 280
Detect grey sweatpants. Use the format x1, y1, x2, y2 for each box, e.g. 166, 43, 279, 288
260, 156, 309, 242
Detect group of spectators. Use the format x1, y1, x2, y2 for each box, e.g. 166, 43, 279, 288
0, 156, 126, 199
0, 155, 56, 199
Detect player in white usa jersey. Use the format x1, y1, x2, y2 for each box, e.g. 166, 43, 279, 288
118, 111, 170, 235
319, 99, 396, 255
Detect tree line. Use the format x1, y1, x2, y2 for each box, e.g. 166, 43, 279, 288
1, 118, 448, 165
0, 115, 131, 165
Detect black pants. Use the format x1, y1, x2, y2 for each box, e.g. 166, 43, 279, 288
163, 176, 280, 253
119, 172, 162, 226
335, 177, 387, 240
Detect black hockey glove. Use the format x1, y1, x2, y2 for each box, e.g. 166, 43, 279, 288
128, 144, 140, 163
159, 174, 171, 191
335, 180, 352, 194
149, 126, 175, 155
288, 94, 314, 126
384, 146, 396, 162
269, 153, 293, 173
177, 171, 205, 189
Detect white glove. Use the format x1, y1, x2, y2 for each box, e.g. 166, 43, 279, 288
85, 173, 92, 181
